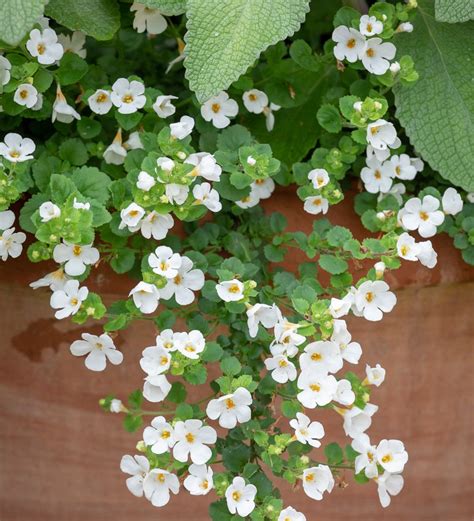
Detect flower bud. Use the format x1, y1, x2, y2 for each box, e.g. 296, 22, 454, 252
374, 261, 386, 279
136, 440, 146, 452
390, 62, 401, 74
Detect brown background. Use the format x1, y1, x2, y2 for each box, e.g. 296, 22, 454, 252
1, 189, 473, 520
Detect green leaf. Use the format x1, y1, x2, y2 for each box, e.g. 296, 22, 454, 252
220, 356, 242, 376
175, 403, 194, 420
59, 138, 89, 166
49, 174, 77, 204
393, 0, 474, 191
316, 104, 342, 133
201, 341, 223, 362
184, 0, 311, 102
19, 193, 48, 233
72, 167, 111, 204
56, 52, 88, 85
110, 248, 135, 273
140, 0, 186, 15
167, 382, 187, 403
0, 0, 47, 45
77, 118, 102, 140
324, 442, 344, 465
46, 0, 120, 40
289, 39, 321, 72
435, 0, 474, 23
222, 443, 251, 472
318, 254, 348, 275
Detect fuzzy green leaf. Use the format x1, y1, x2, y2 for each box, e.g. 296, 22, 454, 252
0, 0, 47, 45
140, 0, 186, 15
435, 0, 474, 23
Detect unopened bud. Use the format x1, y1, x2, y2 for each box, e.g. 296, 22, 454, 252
247, 155, 256, 166
136, 440, 147, 452
177, 151, 186, 160
390, 62, 401, 74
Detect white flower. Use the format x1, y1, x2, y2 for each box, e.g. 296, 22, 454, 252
201, 91, 238, 129
265, 354, 297, 383
216, 279, 244, 302
136, 171, 156, 191
272, 319, 305, 357
143, 468, 179, 507
148, 245, 182, 278
130, 281, 160, 314
70, 332, 123, 371
111, 78, 146, 114
247, 156, 257, 166
26, 28, 64, 65
361, 37, 396, 75
140, 211, 174, 240
173, 419, 216, 464
185, 152, 222, 181
206, 387, 252, 429
0, 56, 11, 86
119, 202, 145, 230
73, 198, 91, 210
335, 379, 355, 405
341, 403, 378, 438
110, 399, 123, 413
165, 183, 189, 205
252, 178, 275, 199
376, 439, 408, 473
299, 340, 343, 374
263, 102, 281, 131
442, 187, 463, 215
57, 31, 87, 58
377, 472, 404, 508
120, 454, 150, 497
242, 89, 269, 114
417, 240, 437, 268
367, 119, 400, 151
383, 154, 417, 181
124, 131, 143, 150
399, 195, 445, 238
246, 303, 279, 338
397, 22, 414, 33
104, 128, 127, 165
143, 374, 171, 402
302, 465, 334, 501
297, 370, 338, 408
289, 412, 325, 448
365, 363, 386, 387
308, 168, 330, 189
354, 280, 396, 321
184, 464, 213, 496
53, 241, 100, 276
328, 296, 352, 319
361, 157, 393, 194
225, 477, 257, 517
397, 232, 420, 261
143, 416, 175, 454
39, 201, 61, 222
236, 186, 261, 208
155, 329, 179, 352
170, 115, 195, 139
331, 319, 362, 364
390, 61, 401, 74
140, 345, 171, 376
153, 94, 178, 118
278, 507, 307, 521
52, 86, 81, 124
351, 434, 378, 478
193, 182, 222, 212
366, 143, 390, 162
379, 181, 406, 205
332, 26, 366, 63
0, 133, 35, 162
303, 195, 329, 215
50, 280, 88, 319
0, 227, 26, 261
30, 268, 69, 292
131, 2, 167, 34
88, 89, 112, 114
160, 256, 204, 305
14, 83, 38, 108
157, 156, 175, 172
359, 15, 383, 36
467, 192, 474, 203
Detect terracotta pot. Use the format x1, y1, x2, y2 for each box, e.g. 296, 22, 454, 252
0, 188, 473, 520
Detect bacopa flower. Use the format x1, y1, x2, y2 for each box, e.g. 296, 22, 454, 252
246, 303, 280, 338
159, 256, 204, 305
252, 178, 275, 200
175, 330, 205, 359
143, 416, 175, 454
136, 170, 156, 192
354, 280, 396, 321
143, 374, 171, 402
0, 227, 26, 261
1, 209, 15, 230
225, 476, 257, 517
184, 464, 213, 496
173, 419, 216, 464
290, 412, 325, 448
376, 439, 408, 473
39, 201, 61, 222
153, 94, 178, 118
377, 472, 404, 508
417, 240, 438, 268
242, 89, 269, 114
265, 354, 297, 383
0, 56, 11, 86
331, 319, 362, 364
335, 379, 356, 405
365, 363, 386, 387
361, 38, 396, 75
30, 268, 69, 292
341, 403, 378, 438
139, 211, 174, 240
50, 279, 88, 319
131, 2, 167, 35
170, 115, 195, 139
201, 91, 238, 129
351, 434, 378, 478
332, 26, 366, 62
53, 241, 100, 276
303, 195, 329, 215
193, 182, 222, 212
308, 168, 330, 189
366, 119, 400, 151
302, 465, 334, 501
216, 279, 245, 302
119, 202, 145, 231
140, 345, 171, 376
185, 152, 222, 181
359, 15, 383, 36
104, 128, 127, 165
26, 28, 64, 65
52, 85, 81, 123
70, 333, 123, 371
206, 387, 252, 429
143, 468, 179, 507
111, 78, 146, 114
0, 132, 35, 162
88, 89, 113, 114
299, 340, 343, 374
397, 232, 420, 261
57, 31, 87, 58
263, 102, 281, 131
360, 157, 393, 194
148, 245, 182, 278
296, 370, 338, 408
120, 454, 150, 497
278, 506, 307, 521
383, 153, 417, 181
442, 187, 463, 215
14, 83, 38, 108
399, 195, 445, 238
110, 399, 123, 413
129, 281, 160, 314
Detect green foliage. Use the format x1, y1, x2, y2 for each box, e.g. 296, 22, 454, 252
0, 0, 47, 45
435, 0, 474, 23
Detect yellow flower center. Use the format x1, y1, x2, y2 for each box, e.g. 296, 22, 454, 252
211, 103, 221, 113
129, 210, 140, 217
370, 125, 379, 135
374, 170, 381, 180
73, 245, 82, 256
70, 298, 79, 306
164, 341, 173, 349
347, 38, 356, 49
367, 451, 374, 462
232, 491, 241, 501
185, 433, 195, 443
381, 453, 393, 463
400, 245, 409, 256
161, 430, 171, 439
305, 472, 315, 482
311, 352, 322, 362
185, 344, 196, 352
160, 356, 169, 365
156, 473, 166, 483
365, 291, 374, 303
395, 166, 401, 176
310, 383, 320, 392
367, 23, 373, 32
228, 284, 241, 294
174, 274, 182, 284
9, 150, 20, 158
19, 89, 28, 99
419, 211, 429, 221
96, 92, 108, 103
122, 94, 134, 104
313, 198, 321, 206
278, 359, 288, 367
248, 93, 257, 101
37, 43, 46, 55
201, 479, 209, 489
366, 48, 375, 58
226, 398, 236, 409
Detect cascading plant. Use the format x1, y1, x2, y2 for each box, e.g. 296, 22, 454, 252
0, 0, 472, 519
